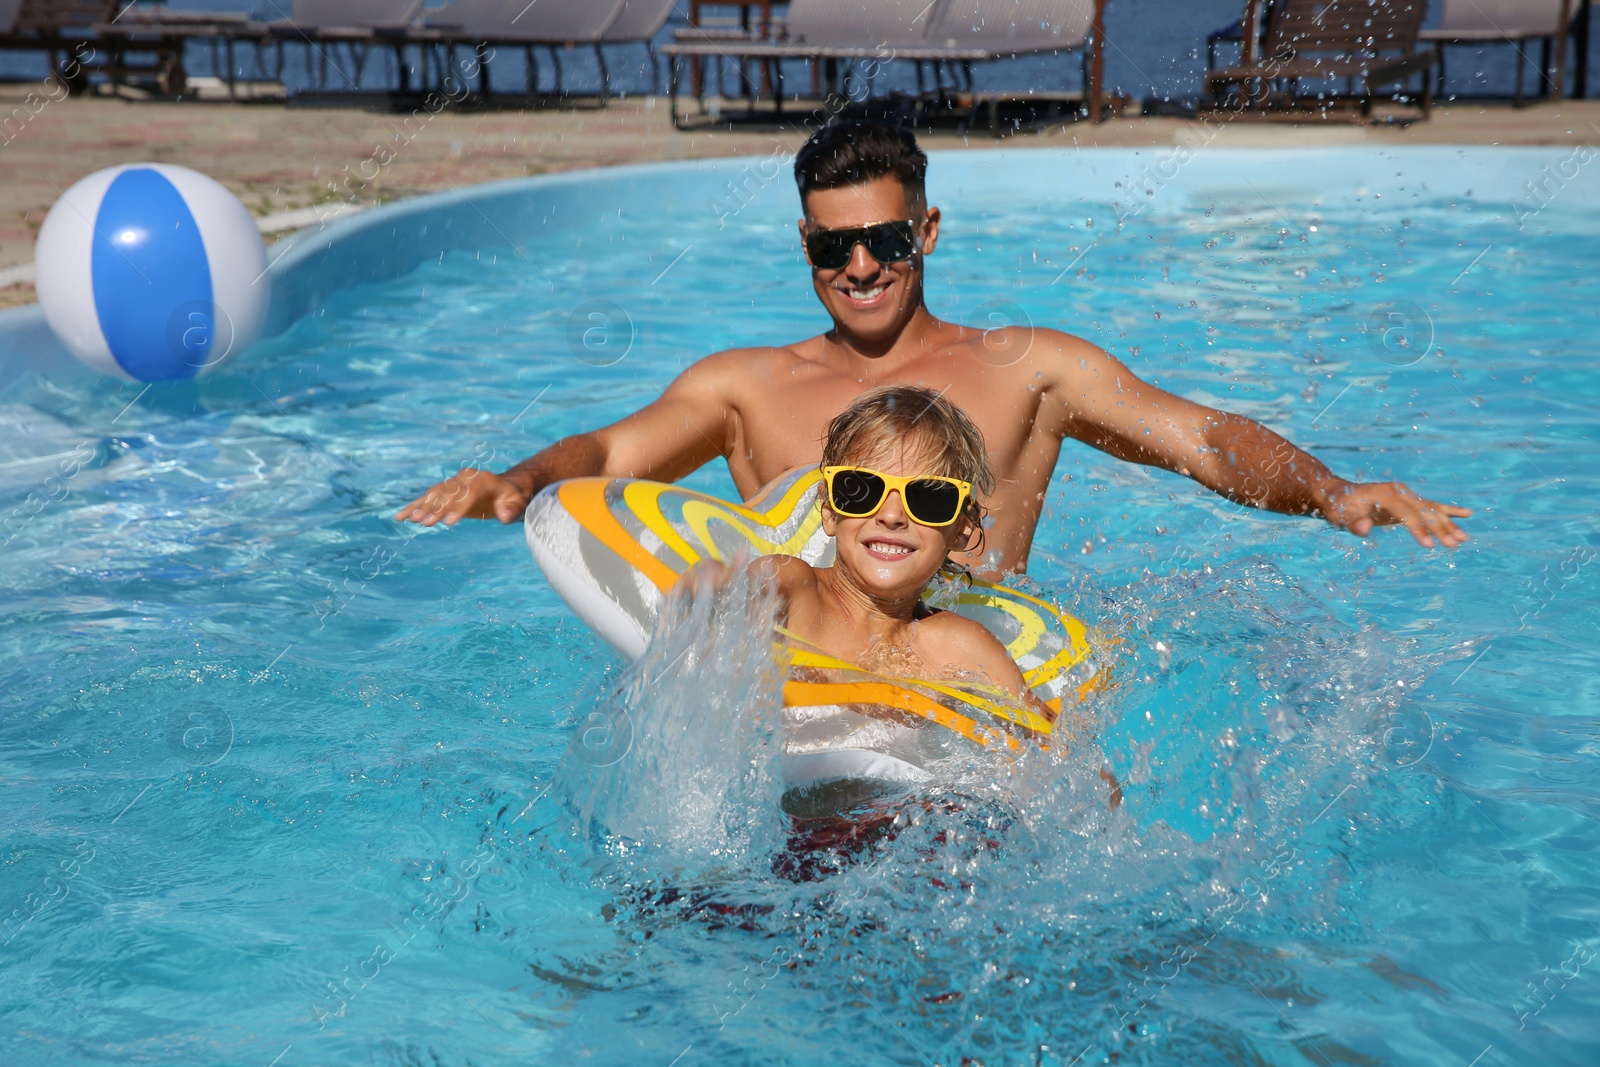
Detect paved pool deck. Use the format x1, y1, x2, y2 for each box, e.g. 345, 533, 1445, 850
2, 87, 1597, 308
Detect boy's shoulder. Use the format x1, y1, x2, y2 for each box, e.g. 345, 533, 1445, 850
917, 607, 1025, 690
754, 552, 818, 590
917, 606, 1005, 650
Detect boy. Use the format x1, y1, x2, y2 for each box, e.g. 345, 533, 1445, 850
684, 384, 1121, 805
689, 384, 1036, 707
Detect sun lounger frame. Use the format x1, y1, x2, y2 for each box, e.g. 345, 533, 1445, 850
0, 0, 125, 94
1419, 0, 1579, 106
659, 0, 1109, 129
1204, 0, 1435, 119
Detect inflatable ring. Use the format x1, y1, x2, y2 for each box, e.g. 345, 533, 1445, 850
526, 468, 1103, 786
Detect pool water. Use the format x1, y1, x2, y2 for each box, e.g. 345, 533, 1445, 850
2, 150, 1598, 1065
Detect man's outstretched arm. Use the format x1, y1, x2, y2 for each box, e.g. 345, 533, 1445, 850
1047, 337, 1471, 547
1185, 410, 1470, 547
395, 360, 734, 526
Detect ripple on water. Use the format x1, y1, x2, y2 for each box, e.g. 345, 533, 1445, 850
2, 180, 1598, 1065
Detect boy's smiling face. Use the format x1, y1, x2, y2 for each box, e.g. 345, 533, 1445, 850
820, 440, 975, 602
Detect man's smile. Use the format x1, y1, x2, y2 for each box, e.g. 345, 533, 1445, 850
838, 277, 893, 308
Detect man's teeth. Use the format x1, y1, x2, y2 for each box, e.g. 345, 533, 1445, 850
867, 542, 911, 556
848, 284, 887, 300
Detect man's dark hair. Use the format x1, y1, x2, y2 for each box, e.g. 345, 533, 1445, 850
794, 120, 928, 210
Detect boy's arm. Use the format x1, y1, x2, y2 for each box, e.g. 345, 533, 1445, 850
395, 353, 741, 527
674, 554, 814, 602
1038, 332, 1471, 547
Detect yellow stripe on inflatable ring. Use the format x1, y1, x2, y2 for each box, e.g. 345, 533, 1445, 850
679, 469, 826, 559
622, 471, 825, 567
621, 480, 704, 572
680, 496, 823, 560
778, 630, 1055, 739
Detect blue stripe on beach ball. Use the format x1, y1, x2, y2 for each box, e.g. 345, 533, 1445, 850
91, 168, 214, 382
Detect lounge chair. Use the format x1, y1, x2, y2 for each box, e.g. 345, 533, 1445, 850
1205, 0, 1282, 68
660, 0, 1107, 126
1, 0, 116, 33
784, 0, 943, 48
781, 0, 946, 102
273, 0, 427, 33
260, 0, 426, 91
1205, 0, 1435, 119
98, 3, 263, 98
424, 0, 630, 99
1419, 0, 1578, 106
926, 0, 1105, 121
601, 0, 678, 94
2, 1, 174, 95
674, 0, 786, 99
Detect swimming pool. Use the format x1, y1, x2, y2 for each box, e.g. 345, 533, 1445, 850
2, 146, 1597, 1065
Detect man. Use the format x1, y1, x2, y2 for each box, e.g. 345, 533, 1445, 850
396, 121, 1469, 573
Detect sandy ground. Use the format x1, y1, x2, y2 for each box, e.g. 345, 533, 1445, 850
3, 85, 1599, 309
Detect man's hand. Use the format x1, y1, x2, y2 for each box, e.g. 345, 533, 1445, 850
394, 468, 530, 526
1317, 480, 1471, 548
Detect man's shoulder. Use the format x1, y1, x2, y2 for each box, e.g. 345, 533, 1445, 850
1022, 324, 1105, 364
1002, 325, 1119, 393
686, 340, 820, 375
672, 339, 828, 393
923, 317, 1103, 368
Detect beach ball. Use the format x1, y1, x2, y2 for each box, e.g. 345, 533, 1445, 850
35, 164, 269, 382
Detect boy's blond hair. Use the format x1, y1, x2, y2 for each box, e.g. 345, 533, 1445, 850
821, 386, 994, 522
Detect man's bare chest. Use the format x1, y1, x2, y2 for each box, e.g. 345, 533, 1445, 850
731, 354, 1047, 479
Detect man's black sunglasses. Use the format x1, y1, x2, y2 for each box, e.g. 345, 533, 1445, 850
803, 220, 919, 270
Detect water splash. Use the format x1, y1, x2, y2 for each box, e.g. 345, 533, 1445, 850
512, 551, 1459, 1063
555, 562, 789, 875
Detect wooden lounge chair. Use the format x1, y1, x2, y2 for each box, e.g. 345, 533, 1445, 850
0, 1, 191, 96
1205, 0, 1283, 68
0, 0, 116, 34
661, 0, 1107, 127
0, 0, 25, 36
783, 0, 947, 102
271, 0, 427, 34
1419, 0, 1578, 106
1205, 0, 1435, 119
425, 0, 630, 99
674, 1, 790, 100
260, 0, 426, 92
601, 0, 679, 94
926, 0, 1106, 124
96, 2, 262, 98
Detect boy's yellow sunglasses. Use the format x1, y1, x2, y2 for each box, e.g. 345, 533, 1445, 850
821, 466, 973, 528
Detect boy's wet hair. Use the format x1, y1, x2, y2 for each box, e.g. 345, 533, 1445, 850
822, 386, 994, 519
794, 120, 927, 211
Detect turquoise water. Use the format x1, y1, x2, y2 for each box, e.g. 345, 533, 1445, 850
2, 152, 1599, 1065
